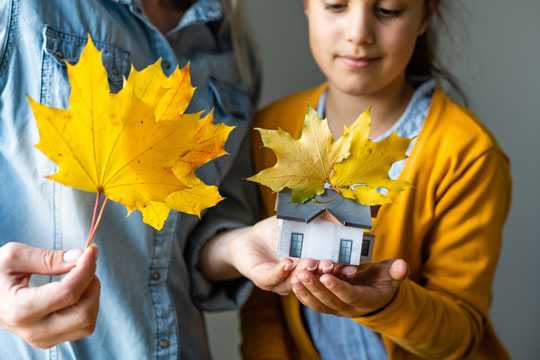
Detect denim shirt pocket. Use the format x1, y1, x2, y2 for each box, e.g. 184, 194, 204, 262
40, 26, 130, 108
195, 76, 253, 186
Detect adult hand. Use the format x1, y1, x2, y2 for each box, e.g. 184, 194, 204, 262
0, 243, 100, 349
291, 258, 408, 317
229, 216, 298, 295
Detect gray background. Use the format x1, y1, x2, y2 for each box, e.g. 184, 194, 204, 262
205, 1, 540, 359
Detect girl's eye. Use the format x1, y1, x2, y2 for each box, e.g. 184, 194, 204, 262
324, 2, 348, 13
374, 6, 403, 19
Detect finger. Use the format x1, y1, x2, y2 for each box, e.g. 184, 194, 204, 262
21, 278, 101, 349
0, 243, 83, 275
338, 262, 373, 281
318, 260, 334, 274
297, 258, 318, 272
324, 274, 385, 310
292, 279, 336, 315
389, 259, 408, 281
338, 260, 397, 286
299, 271, 352, 312
252, 258, 295, 291
13, 245, 98, 322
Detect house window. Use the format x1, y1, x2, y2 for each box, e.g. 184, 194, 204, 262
289, 232, 304, 258
338, 239, 353, 264
361, 238, 371, 257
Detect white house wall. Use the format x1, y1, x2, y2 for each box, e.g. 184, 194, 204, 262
277, 218, 365, 265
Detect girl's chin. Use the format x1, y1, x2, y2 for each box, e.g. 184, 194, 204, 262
332, 79, 380, 97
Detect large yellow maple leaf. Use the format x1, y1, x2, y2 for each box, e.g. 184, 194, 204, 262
29, 38, 233, 231
330, 110, 412, 205
248, 107, 353, 203
249, 107, 411, 205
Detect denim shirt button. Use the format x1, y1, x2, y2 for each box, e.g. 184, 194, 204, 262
151, 271, 161, 281
112, 68, 120, 77
159, 339, 170, 349
55, 51, 64, 60
162, 61, 171, 70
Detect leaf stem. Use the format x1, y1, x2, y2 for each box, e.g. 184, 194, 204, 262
89, 192, 100, 233
86, 192, 109, 247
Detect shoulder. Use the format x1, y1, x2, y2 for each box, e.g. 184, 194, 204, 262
423, 88, 507, 162
254, 84, 326, 131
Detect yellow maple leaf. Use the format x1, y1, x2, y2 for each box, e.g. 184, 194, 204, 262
250, 107, 411, 205
330, 109, 412, 205
28, 37, 233, 232
248, 107, 354, 203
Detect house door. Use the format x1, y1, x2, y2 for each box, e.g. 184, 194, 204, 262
338, 239, 353, 264
289, 232, 304, 258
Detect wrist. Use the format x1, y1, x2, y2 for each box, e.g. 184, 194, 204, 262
200, 227, 250, 282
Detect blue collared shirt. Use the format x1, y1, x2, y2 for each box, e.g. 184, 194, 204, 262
304, 80, 436, 360
0, 1, 259, 359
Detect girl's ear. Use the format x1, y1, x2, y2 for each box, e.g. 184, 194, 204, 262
303, 0, 310, 16
418, 18, 431, 36
418, 0, 436, 36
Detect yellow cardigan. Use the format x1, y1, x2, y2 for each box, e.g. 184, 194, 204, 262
241, 84, 511, 360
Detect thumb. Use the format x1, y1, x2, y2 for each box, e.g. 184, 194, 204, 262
388, 259, 408, 282
0, 242, 86, 275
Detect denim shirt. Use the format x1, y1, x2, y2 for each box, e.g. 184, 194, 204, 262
0, 1, 259, 359
304, 80, 436, 360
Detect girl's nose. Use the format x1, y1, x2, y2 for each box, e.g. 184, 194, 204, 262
345, 7, 375, 46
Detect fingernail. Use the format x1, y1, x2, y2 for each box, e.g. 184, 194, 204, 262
321, 276, 332, 287
307, 264, 317, 271
284, 262, 292, 271
90, 245, 99, 258
63, 249, 83, 263
342, 267, 356, 276
323, 264, 333, 272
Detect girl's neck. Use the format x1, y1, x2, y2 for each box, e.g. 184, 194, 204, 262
141, 0, 192, 34
326, 77, 414, 139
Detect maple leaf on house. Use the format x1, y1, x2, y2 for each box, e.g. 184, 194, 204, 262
330, 110, 412, 205
248, 107, 354, 203
249, 107, 411, 205
28, 37, 233, 235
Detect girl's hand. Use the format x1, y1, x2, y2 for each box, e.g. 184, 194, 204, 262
291, 258, 408, 317
228, 216, 299, 295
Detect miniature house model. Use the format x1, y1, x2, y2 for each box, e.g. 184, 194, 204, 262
276, 189, 374, 266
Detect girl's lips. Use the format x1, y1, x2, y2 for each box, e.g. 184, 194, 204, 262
337, 55, 381, 70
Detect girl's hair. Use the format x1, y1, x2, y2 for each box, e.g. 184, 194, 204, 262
221, 0, 261, 101
407, 0, 467, 103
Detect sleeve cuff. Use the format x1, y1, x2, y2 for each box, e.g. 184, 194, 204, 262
353, 278, 427, 335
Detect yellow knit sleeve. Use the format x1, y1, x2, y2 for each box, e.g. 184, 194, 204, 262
354, 149, 511, 359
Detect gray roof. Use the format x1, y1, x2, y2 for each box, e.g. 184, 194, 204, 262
276, 189, 372, 229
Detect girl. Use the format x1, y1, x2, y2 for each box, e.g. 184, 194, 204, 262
241, 0, 511, 359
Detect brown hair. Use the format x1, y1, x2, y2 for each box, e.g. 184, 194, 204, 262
407, 0, 467, 103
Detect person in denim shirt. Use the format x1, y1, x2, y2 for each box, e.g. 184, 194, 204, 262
0, 1, 294, 359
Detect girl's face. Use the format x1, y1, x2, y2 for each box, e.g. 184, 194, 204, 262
304, 0, 430, 96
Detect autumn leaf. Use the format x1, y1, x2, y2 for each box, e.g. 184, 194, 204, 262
250, 107, 411, 205
248, 106, 353, 202
28, 37, 233, 234
330, 109, 411, 205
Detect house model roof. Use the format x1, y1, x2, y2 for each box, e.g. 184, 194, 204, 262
276, 189, 372, 229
